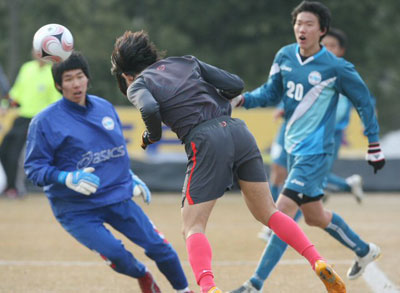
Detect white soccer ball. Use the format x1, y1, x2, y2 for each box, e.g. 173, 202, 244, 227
33, 23, 74, 63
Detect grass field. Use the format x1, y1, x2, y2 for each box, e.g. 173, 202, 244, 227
0, 192, 399, 292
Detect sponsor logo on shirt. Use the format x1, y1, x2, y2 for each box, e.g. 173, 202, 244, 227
308, 71, 322, 85
102, 116, 115, 130
290, 178, 305, 187
280, 65, 292, 72
76, 145, 126, 169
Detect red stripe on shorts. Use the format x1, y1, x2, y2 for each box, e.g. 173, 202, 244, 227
186, 141, 197, 205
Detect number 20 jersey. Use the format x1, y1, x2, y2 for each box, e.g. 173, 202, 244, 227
243, 43, 379, 156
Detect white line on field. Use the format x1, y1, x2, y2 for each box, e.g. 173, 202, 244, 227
363, 262, 400, 293
0, 259, 351, 267
1, 259, 398, 292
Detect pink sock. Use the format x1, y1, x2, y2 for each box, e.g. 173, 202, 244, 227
186, 233, 215, 292
268, 211, 323, 269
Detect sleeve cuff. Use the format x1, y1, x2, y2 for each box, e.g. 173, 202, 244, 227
367, 134, 380, 144
46, 169, 63, 184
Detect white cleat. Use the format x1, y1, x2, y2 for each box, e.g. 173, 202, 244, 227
347, 243, 381, 280
346, 174, 364, 204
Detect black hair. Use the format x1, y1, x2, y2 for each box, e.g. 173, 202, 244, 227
291, 1, 331, 39
111, 30, 164, 95
52, 51, 91, 92
324, 27, 347, 49
111, 30, 164, 77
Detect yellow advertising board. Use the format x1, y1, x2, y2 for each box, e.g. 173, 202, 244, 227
0, 107, 367, 161
114, 107, 367, 161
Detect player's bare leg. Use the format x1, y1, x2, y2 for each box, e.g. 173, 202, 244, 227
240, 181, 346, 292
258, 164, 288, 242
182, 199, 222, 293
274, 196, 346, 292
297, 199, 333, 228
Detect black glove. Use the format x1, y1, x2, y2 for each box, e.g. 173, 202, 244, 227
366, 143, 385, 174
141, 130, 155, 150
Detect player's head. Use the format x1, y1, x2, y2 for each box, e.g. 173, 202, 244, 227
111, 30, 163, 95
52, 52, 91, 105
322, 28, 347, 57
291, 1, 331, 49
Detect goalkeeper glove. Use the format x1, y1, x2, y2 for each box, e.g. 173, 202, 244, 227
58, 167, 100, 196
230, 95, 244, 108
141, 130, 155, 150
130, 170, 151, 204
366, 143, 385, 174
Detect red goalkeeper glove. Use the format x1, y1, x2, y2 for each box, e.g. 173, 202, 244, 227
366, 143, 385, 174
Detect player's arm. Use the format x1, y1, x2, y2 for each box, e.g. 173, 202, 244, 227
239, 65, 283, 109
127, 77, 162, 149
24, 117, 59, 187
338, 61, 379, 142
338, 60, 385, 173
24, 117, 100, 195
233, 52, 284, 109
195, 57, 244, 99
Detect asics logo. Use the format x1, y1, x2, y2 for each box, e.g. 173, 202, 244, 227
77, 145, 126, 169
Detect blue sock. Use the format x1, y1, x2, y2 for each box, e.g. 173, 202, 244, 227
270, 184, 281, 202
324, 212, 369, 257
327, 173, 351, 192
250, 210, 303, 289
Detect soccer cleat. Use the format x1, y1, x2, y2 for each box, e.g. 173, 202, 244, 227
345, 174, 364, 204
206, 287, 223, 293
315, 260, 346, 293
229, 281, 261, 293
347, 243, 381, 280
138, 271, 161, 293
257, 226, 273, 243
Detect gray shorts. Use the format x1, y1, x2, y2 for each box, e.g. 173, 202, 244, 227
182, 116, 266, 206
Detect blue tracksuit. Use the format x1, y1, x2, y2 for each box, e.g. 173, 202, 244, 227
25, 95, 132, 216
24, 95, 188, 289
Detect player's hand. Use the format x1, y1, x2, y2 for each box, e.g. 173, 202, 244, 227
141, 130, 155, 150
273, 108, 285, 121
366, 143, 385, 174
130, 170, 151, 204
230, 95, 244, 108
58, 167, 100, 196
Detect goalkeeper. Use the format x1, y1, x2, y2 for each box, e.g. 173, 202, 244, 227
24, 52, 193, 293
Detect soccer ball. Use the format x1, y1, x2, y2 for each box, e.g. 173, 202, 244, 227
33, 23, 74, 63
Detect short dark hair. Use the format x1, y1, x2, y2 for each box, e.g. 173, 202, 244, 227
324, 27, 347, 49
291, 1, 331, 38
111, 30, 163, 77
52, 51, 91, 92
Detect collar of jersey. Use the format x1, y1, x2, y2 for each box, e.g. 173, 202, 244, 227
295, 44, 327, 65
61, 95, 91, 113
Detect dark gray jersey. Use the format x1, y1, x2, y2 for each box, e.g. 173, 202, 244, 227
127, 55, 244, 141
